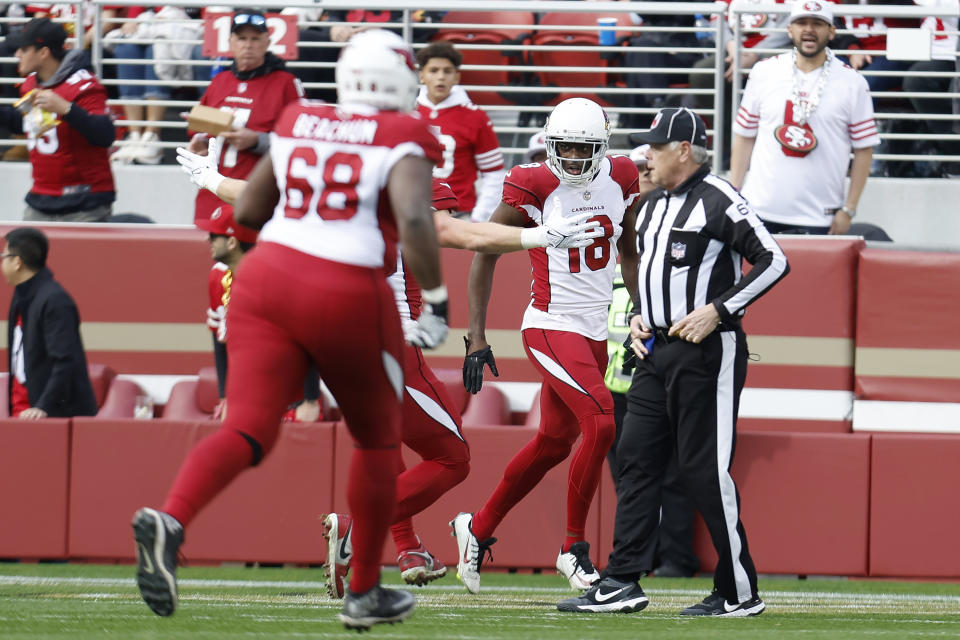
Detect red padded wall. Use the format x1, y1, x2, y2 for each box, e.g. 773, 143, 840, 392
0, 419, 70, 558
870, 434, 960, 577
856, 249, 960, 402
691, 432, 871, 576
332, 422, 604, 570
742, 237, 863, 392
69, 419, 335, 563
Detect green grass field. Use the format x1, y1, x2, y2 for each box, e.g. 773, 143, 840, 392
1, 563, 958, 639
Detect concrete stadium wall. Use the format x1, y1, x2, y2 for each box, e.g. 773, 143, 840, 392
1, 164, 959, 248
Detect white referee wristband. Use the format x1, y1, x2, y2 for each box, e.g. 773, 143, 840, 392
422, 284, 448, 305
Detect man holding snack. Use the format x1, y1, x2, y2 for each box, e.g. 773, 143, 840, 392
8, 18, 116, 222
186, 9, 302, 223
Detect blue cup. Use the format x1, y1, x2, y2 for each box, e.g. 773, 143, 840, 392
597, 17, 617, 46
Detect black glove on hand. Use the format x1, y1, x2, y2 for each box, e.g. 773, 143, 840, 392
463, 336, 499, 394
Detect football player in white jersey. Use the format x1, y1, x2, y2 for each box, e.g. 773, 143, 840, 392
452, 98, 643, 594
132, 30, 448, 631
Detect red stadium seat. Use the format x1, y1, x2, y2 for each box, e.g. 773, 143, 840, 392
431, 367, 470, 416
524, 388, 542, 428
462, 384, 510, 426
160, 366, 220, 420
530, 12, 632, 106
433, 11, 535, 107
87, 363, 117, 409
96, 378, 148, 419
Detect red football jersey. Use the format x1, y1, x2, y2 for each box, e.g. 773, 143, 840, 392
431, 178, 459, 212
207, 262, 230, 335
20, 70, 114, 198
194, 68, 303, 222
416, 88, 503, 212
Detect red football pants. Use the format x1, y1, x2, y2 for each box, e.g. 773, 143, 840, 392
162, 242, 404, 593
472, 328, 615, 546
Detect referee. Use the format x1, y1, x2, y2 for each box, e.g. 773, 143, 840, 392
559, 107, 789, 616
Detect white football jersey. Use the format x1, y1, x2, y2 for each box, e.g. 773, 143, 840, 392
260, 100, 441, 269
502, 157, 641, 340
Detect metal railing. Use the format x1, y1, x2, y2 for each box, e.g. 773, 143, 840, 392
0, 1, 957, 175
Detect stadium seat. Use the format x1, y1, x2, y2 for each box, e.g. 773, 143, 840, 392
462, 384, 511, 426
160, 366, 220, 420
96, 378, 148, 419
87, 363, 117, 409
433, 11, 536, 107
431, 367, 470, 416
530, 12, 633, 106
524, 388, 542, 428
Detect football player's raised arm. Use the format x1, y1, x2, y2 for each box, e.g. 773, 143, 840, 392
389, 155, 443, 291
434, 202, 528, 253
234, 154, 280, 230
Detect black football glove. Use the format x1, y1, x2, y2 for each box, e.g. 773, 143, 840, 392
462, 336, 499, 394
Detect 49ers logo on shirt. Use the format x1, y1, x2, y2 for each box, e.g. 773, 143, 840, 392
774, 123, 818, 156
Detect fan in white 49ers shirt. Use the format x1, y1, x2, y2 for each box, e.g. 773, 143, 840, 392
730, 0, 880, 235
415, 41, 506, 222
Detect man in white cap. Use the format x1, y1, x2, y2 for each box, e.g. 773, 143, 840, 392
730, 0, 880, 235
523, 131, 547, 165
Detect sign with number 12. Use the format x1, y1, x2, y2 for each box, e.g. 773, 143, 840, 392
202, 12, 299, 60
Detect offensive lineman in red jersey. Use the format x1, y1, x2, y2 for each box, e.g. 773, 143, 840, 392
454, 98, 643, 595
132, 30, 448, 630
8, 18, 115, 222
415, 42, 506, 222
187, 10, 303, 224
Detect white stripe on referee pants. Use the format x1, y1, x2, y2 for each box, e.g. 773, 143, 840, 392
716, 331, 752, 603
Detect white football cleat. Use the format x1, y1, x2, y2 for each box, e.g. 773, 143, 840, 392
449, 512, 496, 595
556, 541, 601, 590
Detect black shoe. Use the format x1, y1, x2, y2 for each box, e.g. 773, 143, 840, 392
340, 585, 416, 630
132, 507, 184, 616
681, 590, 765, 617
557, 576, 649, 613
652, 560, 696, 578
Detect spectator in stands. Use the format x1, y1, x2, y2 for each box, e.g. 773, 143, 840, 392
109, 7, 169, 165
730, 0, 880, 235
689, 0, 792, 152
198, 203, 322, 422
2, 227, 97, 419
523, 130, 547, 164
7, 18, 116, 222
415, 41, 506, 222
616, 1, 704, 130
904, 0, 960, 177
844, 0, 920, 92
186, 9, 303, 224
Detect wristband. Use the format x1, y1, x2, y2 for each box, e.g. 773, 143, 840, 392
205, 171, 226, 194
520, 227, 543, 249
422, 284, 448, 305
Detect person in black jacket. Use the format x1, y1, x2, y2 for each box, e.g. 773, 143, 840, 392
2, 227, 97, 418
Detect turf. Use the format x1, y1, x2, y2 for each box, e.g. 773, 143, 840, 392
0, 563, 958, 639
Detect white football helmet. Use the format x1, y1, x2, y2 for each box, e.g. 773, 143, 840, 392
544, 98, 611, 187
335, 29, 418, 111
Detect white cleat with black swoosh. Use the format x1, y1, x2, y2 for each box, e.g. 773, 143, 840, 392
322, 513, 353, 599
557, 576, 649, 613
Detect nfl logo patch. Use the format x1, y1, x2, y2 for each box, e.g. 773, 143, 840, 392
671, 242, 686, 260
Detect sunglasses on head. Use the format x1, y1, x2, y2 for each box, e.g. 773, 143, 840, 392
233, 13, 266, 27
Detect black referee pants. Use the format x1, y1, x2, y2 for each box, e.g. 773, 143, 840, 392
606, 328, 759, 604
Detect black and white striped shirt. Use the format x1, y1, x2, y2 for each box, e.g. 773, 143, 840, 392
635, 164, 789, 330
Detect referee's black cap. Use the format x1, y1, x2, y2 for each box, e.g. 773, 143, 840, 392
630, 107, 708, 148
